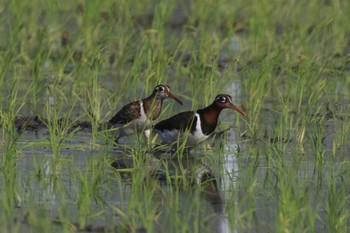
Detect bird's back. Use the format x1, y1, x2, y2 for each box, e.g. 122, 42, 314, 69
154, 111, 197, 133
109, 101, 141, 125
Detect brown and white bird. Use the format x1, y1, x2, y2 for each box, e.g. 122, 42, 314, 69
153, 94, 246, 148
109, 84, 182, 142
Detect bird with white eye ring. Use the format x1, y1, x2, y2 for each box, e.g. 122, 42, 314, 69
153, 94, 246, 148
109, 84, 183, 143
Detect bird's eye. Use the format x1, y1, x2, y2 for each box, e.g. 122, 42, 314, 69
156, 86, 165, 92
216, 96, 226, 103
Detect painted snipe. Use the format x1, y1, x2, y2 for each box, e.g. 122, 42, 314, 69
109, 84, 183, 142
153, 94, 246, 148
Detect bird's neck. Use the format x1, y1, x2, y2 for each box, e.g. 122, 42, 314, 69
142, 95, 163, 120
197, 104, 222, 135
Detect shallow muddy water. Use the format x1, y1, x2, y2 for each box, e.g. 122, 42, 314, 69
1, 63, 350, 232
2, 111, 350, 233
2, 129, 232, 232
1, 53, 350, 232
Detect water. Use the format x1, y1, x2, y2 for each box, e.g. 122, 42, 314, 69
2, 69, 350, 232
4, 118, 345, 232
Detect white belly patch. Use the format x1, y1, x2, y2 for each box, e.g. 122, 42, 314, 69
155, 113, 211, 147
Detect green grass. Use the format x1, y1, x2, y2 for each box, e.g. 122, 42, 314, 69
1, 0, 350, 232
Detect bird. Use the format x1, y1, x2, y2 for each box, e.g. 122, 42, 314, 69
109, 84, 183, 142
153, 94, 246, 148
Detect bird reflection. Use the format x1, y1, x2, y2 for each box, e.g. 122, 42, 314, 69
111, 150, 230, 233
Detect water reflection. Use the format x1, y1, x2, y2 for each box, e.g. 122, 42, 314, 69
111, 151, 231, 233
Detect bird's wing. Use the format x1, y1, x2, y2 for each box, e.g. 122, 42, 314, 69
154, 111, 197, 132
109, 101, 141, 124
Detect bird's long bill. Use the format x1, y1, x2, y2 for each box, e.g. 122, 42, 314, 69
168, 93, 183, 105
229, 103, 246, 117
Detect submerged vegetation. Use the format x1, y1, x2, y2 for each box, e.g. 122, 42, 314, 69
1, 0, 350, 232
